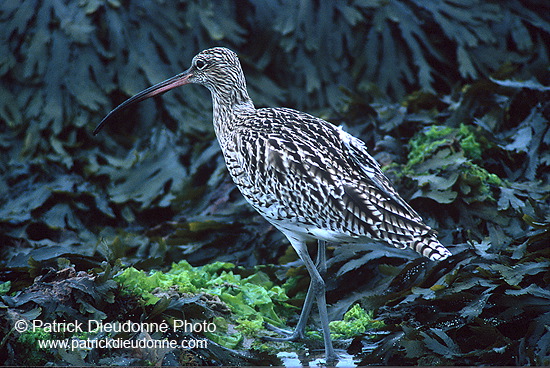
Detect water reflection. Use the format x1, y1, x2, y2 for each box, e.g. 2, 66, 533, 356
277, 350, 358, 367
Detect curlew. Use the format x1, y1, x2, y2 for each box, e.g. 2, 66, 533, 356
94, 47, 451, 361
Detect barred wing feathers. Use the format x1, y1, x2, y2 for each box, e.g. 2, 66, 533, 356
229, 108, 451, 261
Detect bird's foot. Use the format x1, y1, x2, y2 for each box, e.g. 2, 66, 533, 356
325, 352, 340, 365
262, 322, 305, 341
264, 323, 340, 364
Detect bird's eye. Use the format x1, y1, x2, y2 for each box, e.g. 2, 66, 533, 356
195, 59, 207, 70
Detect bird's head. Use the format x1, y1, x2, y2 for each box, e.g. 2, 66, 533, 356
189, 47, 243, 89
93, 47, 244, 135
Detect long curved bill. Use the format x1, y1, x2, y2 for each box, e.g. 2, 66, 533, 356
93, 69, 193, 135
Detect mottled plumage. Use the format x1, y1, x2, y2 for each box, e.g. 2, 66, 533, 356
224, 107, 449, 260
95, 47, 451, 361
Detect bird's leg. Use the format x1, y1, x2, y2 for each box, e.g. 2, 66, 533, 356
264, 270, 317, 339
266, 239, 328, 338
294, 240, 337, 361
315, 240, 327, 277
265, 240, 328, 339
265, 239, 337, 362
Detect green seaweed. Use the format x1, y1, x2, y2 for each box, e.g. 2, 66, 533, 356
0, 281, 11, 295
235, 318, 264, 336
402, 123, 504, 204
329, 304, 384, 340
408, 125, 454, 167
115, 260, 291, 348
17, 328, 54, 366
407, 123, 483, 167
204, 316, 243, 349
460, 162, 503, 202
458, 124, 483, 161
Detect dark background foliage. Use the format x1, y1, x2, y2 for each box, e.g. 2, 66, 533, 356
0, 0, 549, 366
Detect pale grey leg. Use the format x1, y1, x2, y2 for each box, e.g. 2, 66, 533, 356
292, 239, 337, 361
315, 240, 327, 276
265, 239, 336, 361
265, 267, 317, 339
265, 240, 327, 339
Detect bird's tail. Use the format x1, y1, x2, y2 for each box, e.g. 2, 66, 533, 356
410, 235, 452, 261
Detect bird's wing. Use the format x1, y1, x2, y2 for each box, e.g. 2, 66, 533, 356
333, 128, 453, 261
230, 108, 449, 259
336, 126, 423, 222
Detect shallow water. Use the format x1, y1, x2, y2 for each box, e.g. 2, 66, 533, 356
277, 350, 358, 367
